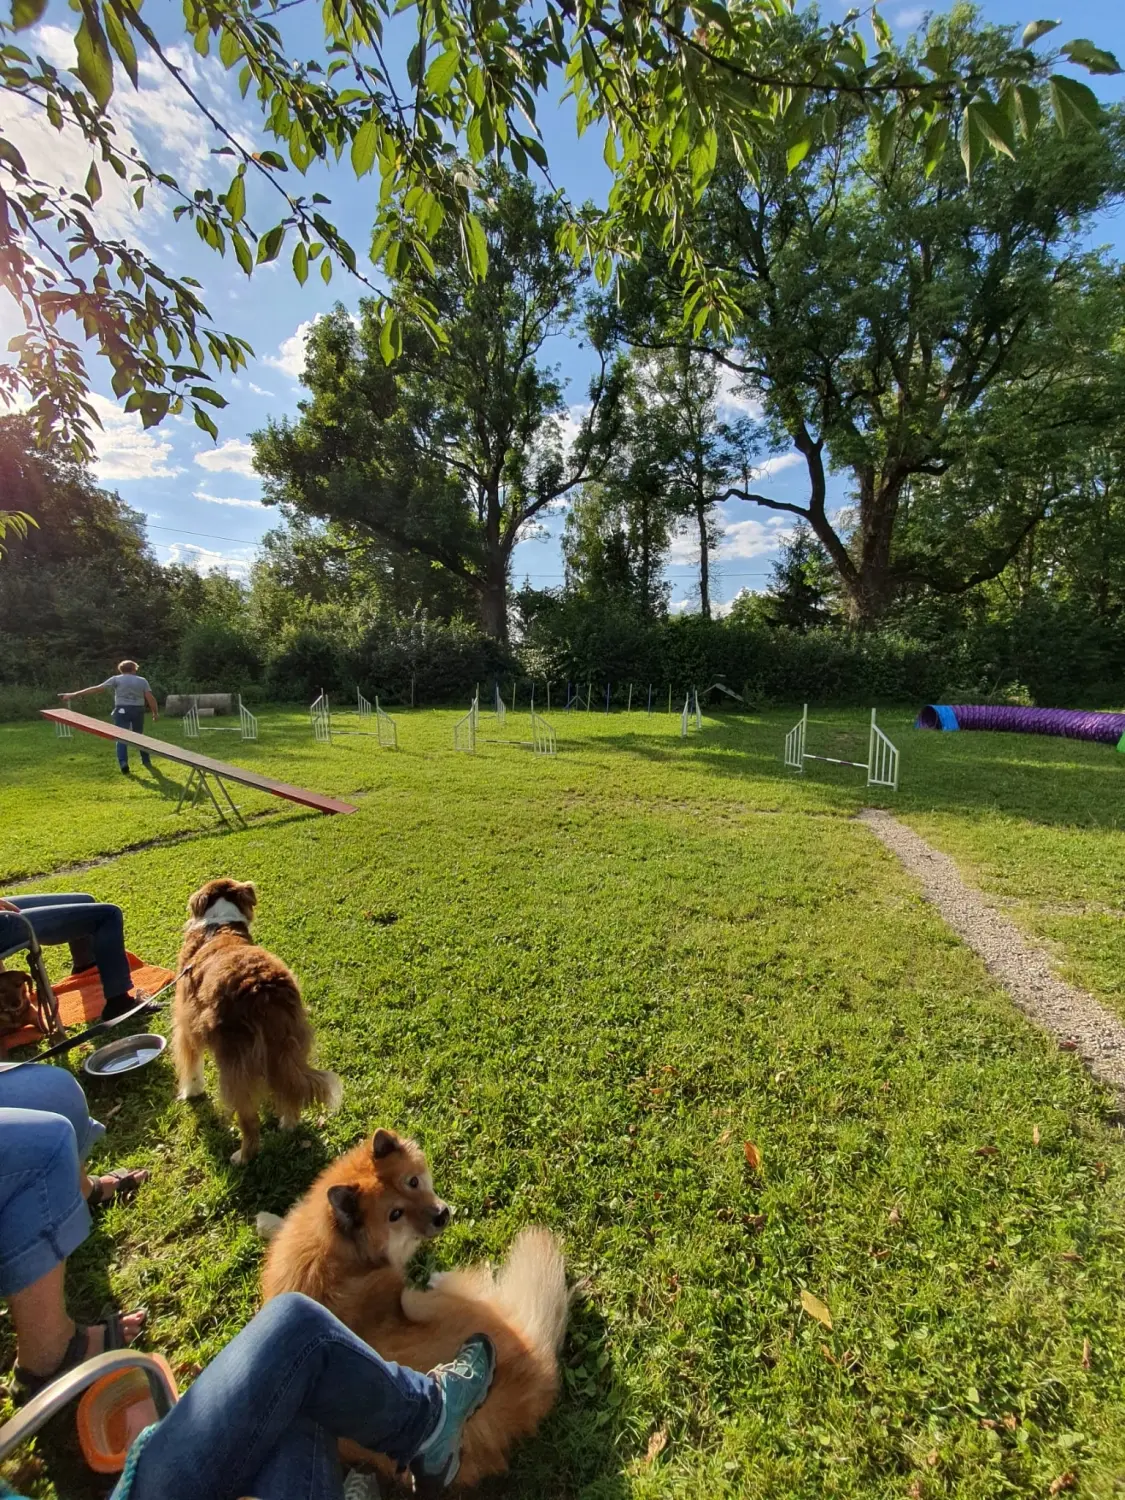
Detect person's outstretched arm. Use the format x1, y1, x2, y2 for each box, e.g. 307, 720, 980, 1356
58, 681, 109, 701
144, 689, 159, 721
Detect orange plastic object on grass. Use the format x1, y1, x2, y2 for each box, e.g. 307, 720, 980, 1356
0, 953, 176, 1055
77, 1356, 179, 1473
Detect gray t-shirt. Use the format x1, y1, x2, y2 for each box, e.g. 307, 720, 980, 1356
100, 673, 151, 707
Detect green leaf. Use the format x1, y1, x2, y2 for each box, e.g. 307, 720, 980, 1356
257, 224, 285, 263
0, 139, 28, 174
1049, 74, 1102, 135
464, 212, 488, 279
378, 310, 399, 365
923, 115, 949, 177
75, 7, 114, 111
256, 150, 287, 172
85, 159, 102, 202
878, 111, 897, 172
190, 386, 226, 406
786, 132, 812, 172
103, 2, 138, 88
320, 255, 332, 284
960, 103, 986, 179
871, 9, 892, 50
231, 229, 253, 275
1021, 19, 1059, 46
11, 0, 47, 30
225, 171, 245, 223
971, 96, 1017, 159
1015, 84, 1041, 138
193, 406, 219, 440
292, 240, 308, 285
219, 28, 242, 69
424, 49, 458, 96
1061, 39, 1122, 77
350, 119, 378, 177
46, 93, 63, 130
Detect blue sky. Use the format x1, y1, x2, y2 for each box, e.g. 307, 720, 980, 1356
2, 0, 1123, 615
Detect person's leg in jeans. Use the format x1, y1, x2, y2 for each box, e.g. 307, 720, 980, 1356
0, 1062, 147, 1205
126, 1293, 493, 1500
0, 1105, 146, 1383
6, 895, 135, 1014
112, 705, 151, 771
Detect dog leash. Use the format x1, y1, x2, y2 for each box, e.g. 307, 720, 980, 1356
10, 964, 194, 1066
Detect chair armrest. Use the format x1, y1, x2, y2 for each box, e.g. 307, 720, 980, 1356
0, 1351, 176, 1462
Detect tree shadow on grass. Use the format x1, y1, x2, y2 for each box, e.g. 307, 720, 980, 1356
590, 716, 1125, 831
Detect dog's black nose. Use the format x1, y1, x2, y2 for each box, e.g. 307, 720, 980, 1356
432, 1205, 450, 1229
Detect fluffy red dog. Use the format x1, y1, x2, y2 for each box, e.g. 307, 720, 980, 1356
262, 1129, 567, 1487
174, 878, 342, 1164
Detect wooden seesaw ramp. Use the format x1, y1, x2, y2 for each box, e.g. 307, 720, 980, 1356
42, 708, 357, 825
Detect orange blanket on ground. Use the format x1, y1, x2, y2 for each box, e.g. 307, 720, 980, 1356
0, 952, 175, 1055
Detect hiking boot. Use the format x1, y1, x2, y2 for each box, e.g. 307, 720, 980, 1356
411, 1334, 496, 1489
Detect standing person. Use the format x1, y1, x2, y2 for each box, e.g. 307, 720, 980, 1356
59, 660, 159, 774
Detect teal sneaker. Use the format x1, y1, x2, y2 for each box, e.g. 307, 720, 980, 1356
411, 1334, 496, 1489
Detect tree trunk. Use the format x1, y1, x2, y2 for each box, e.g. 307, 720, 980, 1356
696, 498, 711, 619
830, 468, 903, 628
478, 564, 509, 641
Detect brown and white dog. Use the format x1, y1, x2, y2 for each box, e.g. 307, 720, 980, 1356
261, 1129, 567, 1487
174, 879, 342, 1164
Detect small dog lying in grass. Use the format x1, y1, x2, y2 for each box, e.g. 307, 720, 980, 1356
173, 878, 342, 1164
261, 1129, 567, 1488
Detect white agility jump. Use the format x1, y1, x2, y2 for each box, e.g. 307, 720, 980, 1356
183, 694, 258, 742
784, 705, 899, 790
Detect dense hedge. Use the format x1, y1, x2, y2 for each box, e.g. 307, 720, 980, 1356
2, 597, 1121, 720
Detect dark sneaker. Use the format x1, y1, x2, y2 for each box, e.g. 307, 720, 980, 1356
411, 1334, 496, 1488
119, 764, 130, 775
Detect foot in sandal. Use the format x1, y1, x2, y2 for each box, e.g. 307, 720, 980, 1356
14, 1308, 148, 1398
84, 1165, 149, 1208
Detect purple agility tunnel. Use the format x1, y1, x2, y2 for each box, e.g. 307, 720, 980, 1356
916, 704, 1125, 748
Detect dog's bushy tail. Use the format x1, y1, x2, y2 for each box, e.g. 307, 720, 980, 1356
491, 1228, 569, 1362
268, 1049, 344, 1116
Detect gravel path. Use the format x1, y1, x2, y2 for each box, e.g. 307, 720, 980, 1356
859, 808, 1125, 1104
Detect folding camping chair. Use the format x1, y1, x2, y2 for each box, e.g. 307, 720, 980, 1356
0, 1350, 177, 1466
0, 912, 64, 1044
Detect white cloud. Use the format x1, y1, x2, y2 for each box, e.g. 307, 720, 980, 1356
193, 439, 257, 478
669, 597, 693, 614
717, 517, 794, 560
249, 383, 274, 397
669, 513, 793, 566
265, 319, 317, 379
715, 363, 764, 420
161, 542, 254, 578
894, 7, 925, 28
193, 489, 266, 510
8, 27, 246, 246
751, 452, 804, 481
87, 393, 181, 481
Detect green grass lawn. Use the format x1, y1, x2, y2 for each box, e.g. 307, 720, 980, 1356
3, 703, 1125, 1498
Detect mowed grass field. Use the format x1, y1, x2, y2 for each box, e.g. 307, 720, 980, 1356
3, 703, 1125, 1499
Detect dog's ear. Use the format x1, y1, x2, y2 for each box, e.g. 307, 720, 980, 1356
234, 881, 258, 916
327, 1184, 362, 1235
372, 1129, 403, 1161
187, 885, 213, 919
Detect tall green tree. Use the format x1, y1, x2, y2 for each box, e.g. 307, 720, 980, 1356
762, 521, 838, 631
1, 1, 1116, 455
621, 11, 1125, 625
253, 171, 622, 641
0, 414, 175, 677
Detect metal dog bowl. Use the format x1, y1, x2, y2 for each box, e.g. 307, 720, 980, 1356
84, 1033, 167, 1078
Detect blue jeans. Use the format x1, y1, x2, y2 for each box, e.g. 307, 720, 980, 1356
112, 705, 152, 770
0, 893, 132, 1002
0, 1064, 103, 1295
122, 1294, 444, 1500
